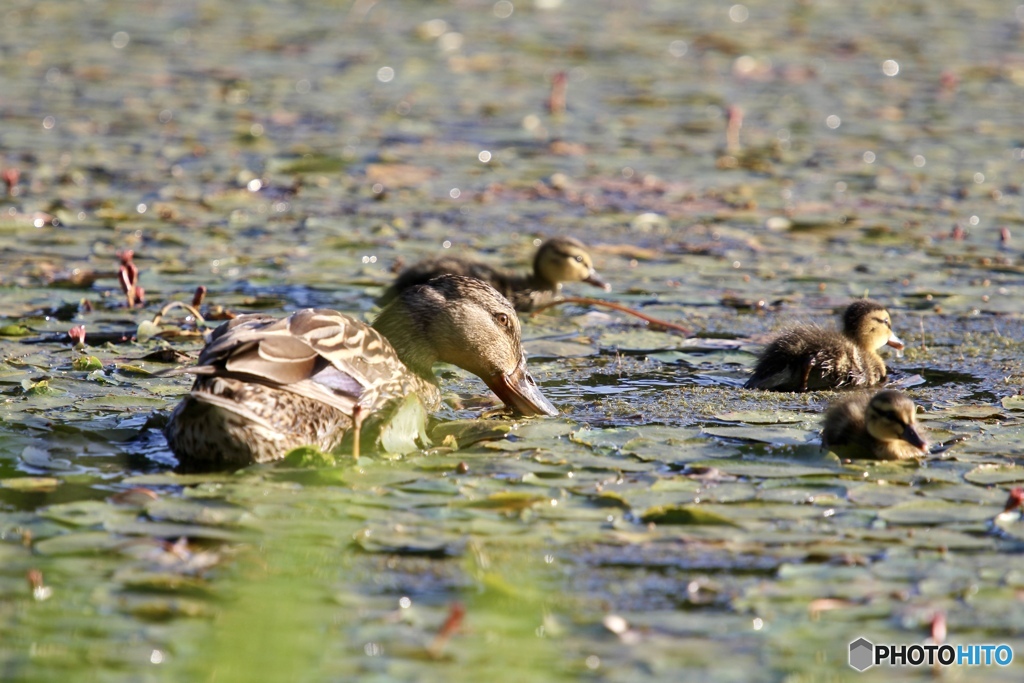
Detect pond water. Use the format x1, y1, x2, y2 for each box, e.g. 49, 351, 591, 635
1, 0, 1023, 680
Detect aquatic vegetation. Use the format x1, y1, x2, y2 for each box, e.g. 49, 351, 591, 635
0, 0, 1022, 681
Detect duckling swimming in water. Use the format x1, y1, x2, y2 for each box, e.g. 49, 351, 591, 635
821, 389, 929, 460
744, 299, 904, 392
378, 236, 610, 312
164, 275, 557, 469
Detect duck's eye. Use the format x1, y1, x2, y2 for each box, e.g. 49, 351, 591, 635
575, 255, 584, 262
494, 313, 510, 328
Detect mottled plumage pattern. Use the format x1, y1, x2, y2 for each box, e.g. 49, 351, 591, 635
164, 276, 557, 470
745, 300, 903, 392
821, 390, 928, 460
378, 236, 608, 312
744, 324, 887, 391
164, 309, 436, 468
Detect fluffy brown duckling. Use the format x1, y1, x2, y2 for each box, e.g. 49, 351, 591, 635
744, 299, 904, 391
164, 275, 557, 469
378, 236, 610, 312
821, 390, 929, 460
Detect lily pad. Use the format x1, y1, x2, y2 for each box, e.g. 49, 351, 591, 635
702, 426, 815, 446
877, 500, 1001, 525
963, 465, 1024, 485
34, 531, 126, 555
1001, 395, 1024, 411
463, 492, 549, 511
0, 476, 61, 492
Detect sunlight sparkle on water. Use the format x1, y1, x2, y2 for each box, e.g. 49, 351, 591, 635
729, 4, 749, 22
882, 59, 899, 76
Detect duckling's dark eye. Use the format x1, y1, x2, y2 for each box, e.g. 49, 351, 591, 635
575, 255, 584, 262
880, 409, 904, 427
494, 313, 511, 328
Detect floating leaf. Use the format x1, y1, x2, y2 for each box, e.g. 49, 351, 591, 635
878, 500, 1001, 525
41, 500, 132, 527
136, 320, 161, 342
1001, 395, 1024, 411
72, 355, 103, 371
702, 426, 814, 446
34, 531, 126, 555
21, 379, 60, 396
431, 419, 510, 447
964, 465, 1024, 485
0, 324, 32, 337
463, 492, 548, 511
282, 445, 337, 468
0, 476, 60, 492
20, 446, 75, 471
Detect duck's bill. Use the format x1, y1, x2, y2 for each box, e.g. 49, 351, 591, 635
584, 271, 612, 292
886, 332, 905, 358
487, 358, 558, 417
902, 424, 929, 453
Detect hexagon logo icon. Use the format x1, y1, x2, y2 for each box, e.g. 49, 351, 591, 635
849, 638, 874, 671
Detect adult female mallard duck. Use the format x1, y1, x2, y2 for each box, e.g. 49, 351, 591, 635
744, 299, 904, 391
164, 275, 557, 469
821, 389, 929, 460
378, 236, 610, 312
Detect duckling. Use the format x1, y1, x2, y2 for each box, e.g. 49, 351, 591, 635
821, 390, 928, 460
164, 275, 557, 469
744, 299, 904, 391
378, 236, 610, 312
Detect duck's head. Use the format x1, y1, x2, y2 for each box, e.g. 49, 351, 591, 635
843, 299, 904, 352
374, 275, 558, 417
534, 237, 610, 291
865, 390, 928, 452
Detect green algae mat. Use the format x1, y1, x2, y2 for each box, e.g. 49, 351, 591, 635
1, 0, 1024, 681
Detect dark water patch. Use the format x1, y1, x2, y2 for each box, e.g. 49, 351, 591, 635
902, 366, 984, 387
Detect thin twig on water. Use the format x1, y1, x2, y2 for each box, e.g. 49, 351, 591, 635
530, 296, 690, 334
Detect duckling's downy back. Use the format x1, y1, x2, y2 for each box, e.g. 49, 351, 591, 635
745, 300, 903, 391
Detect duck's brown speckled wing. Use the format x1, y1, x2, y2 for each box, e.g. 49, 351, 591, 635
192, 308, 430, 412
165, 309, 437, 468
